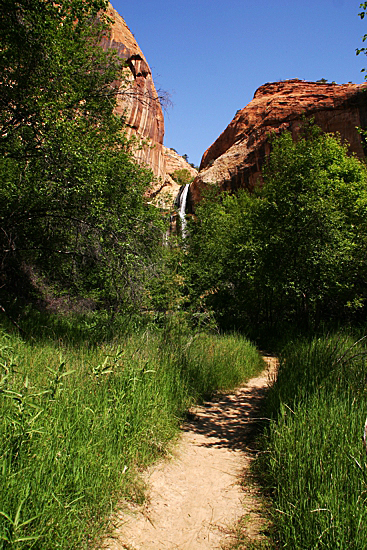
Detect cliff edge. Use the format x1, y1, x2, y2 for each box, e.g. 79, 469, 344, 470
191, 79, 367, 203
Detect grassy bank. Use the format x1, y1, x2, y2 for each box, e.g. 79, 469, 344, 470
0, 316, 264, 548
258, 331, 367, 548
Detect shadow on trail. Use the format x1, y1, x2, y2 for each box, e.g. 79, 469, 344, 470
182, 377, 271, 452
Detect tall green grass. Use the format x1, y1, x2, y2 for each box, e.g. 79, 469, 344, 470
0, 317, 264, 548
258, 331, 367, 548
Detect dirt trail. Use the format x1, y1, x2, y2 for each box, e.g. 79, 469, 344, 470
103, 357, 277, 550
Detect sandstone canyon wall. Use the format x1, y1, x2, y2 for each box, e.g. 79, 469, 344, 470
190, 79, 367, 203
101, 4, 196, 205
101, 4, 166, 181
164, 148, 198, 180
145, 147, 198, 207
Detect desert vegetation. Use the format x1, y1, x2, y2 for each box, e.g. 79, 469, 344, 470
2, 0, 367, 548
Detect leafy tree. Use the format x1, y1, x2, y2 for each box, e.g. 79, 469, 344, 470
0, 0, 165, 313
357, 2, 367, 67
255, 124, 367, 328
171, 169, 193, 186
0, 0, 119, 161
186, 123, 367, 333
185, 187, 257, 330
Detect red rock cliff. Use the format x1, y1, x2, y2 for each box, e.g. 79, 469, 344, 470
101, 4, 166, 180
191, 79, 367, 203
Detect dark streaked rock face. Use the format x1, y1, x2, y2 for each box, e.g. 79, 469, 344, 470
101, 4, 166, 180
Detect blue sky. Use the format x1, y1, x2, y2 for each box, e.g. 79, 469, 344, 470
112, 0, 367, 167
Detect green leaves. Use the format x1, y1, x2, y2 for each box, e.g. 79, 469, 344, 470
357, 5, 367, 59
258, 128, 367, 326
186, 123, 367, 333
0, 499, 41, 546
171, 169, 194, 186
0, 0, 165, 313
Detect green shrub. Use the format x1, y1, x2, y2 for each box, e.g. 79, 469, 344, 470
171, 169, 193, 185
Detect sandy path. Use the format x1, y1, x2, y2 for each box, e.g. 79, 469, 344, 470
103, 357, 276, 550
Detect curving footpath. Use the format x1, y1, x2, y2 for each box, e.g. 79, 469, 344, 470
103, 357, 277, 550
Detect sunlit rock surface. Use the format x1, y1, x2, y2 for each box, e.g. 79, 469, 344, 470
191, 79, 367, 203
101, 4, 166, 180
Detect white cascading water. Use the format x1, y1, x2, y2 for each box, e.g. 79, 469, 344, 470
178, 184, 190, 238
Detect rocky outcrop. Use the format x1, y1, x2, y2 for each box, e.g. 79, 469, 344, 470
101, 4, 166, 180
148, 147, 198, 209
164, 147, 197, 194
164, 148, 198, 180
191, 79, 367, 203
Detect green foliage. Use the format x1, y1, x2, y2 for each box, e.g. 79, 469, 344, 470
185, 123, 367, 334
256, 125, 367, 327
179, 331, 264, 400
357, 2, 367, 65
185, 186, 257, 330
171, 168, 194, 186
145, 245, 188, 318
0, 321, 263, 548
258, 331, 367, 548
0, 0, 165, 313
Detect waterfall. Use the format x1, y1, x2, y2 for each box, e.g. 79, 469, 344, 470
178, 184, 190, 238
